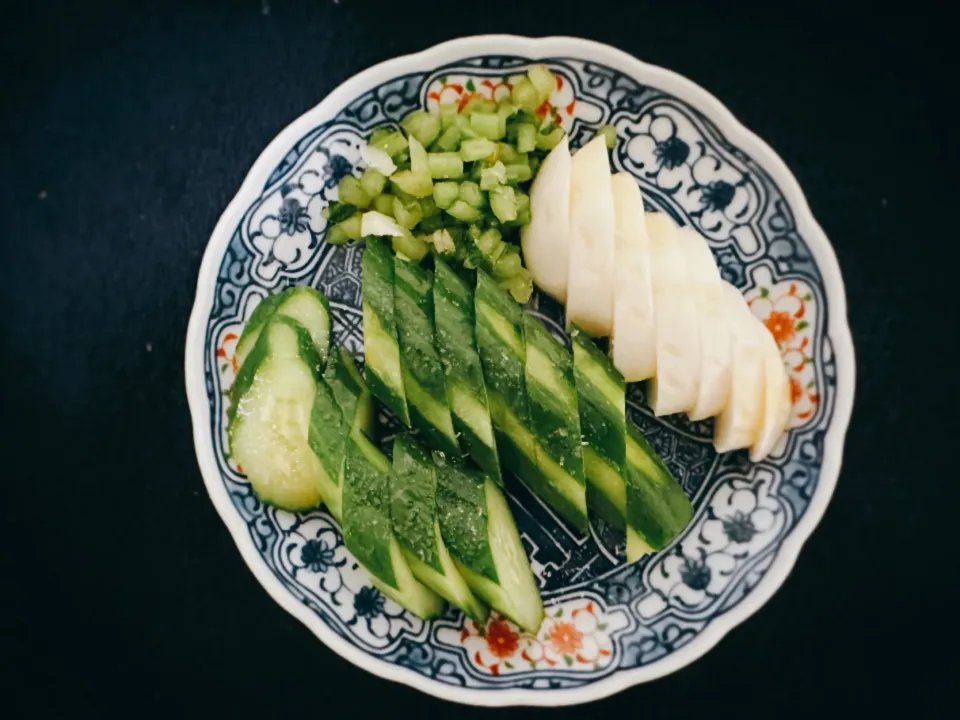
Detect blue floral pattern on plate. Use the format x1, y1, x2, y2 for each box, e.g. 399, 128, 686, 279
186, 39, 853, 705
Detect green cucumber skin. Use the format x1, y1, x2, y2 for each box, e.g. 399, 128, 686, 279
433, 453, 499, 583
583, 448, 626, 529
393, 256, 459, 456
362, 238, 411, 425
234, 286, 331, 374
228, 315, 321, 429
625, 423, 693, 550
308, 378, 350, 487
474, 270, 533, 467
433, 258, 502, 483
324, 347, 375, 440
522, 315, 587, 520
390, 436, 443, 573
342, 434, 397, 589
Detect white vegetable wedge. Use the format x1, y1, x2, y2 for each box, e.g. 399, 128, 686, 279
566, 136, 616, 336
675, 227, 732, 421
646, 213, 701, 416
360, 144, 397, 176
714, 282, 767, 452
361, 210, 407, 238
609, 174, 656, 382
750, 326, 793, 461
521, 136, 572, 303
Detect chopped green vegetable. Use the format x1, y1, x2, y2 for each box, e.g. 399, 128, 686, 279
401, 110, 441, 147
489, 185, 517, 223
392, 196, 423, 229
480, 161, 507, 191
460, 138, 496, 162
458, 181, 483, 208
391, 170, 434, 198
446, 199, 481, 222
373, 193, 394, 216
338, 175, 371, 209
432, 181, 459, 210
438, 103, 458, 128
327, 213, 363, 245
370, 129, 408, 157
511, 79, 539, 112
505, 163, 532, 184
536, 125, 565, 151
323, 201, 357, 224
392, 231, 429, 261
528, 65, 556, 101
470, 112, 505, 141
435, 124, 462, 152
515, 124, 537, 154
360, 168, 388, 198
427, 152, 464, 179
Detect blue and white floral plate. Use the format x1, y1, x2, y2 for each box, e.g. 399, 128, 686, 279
185, 35, 855, 706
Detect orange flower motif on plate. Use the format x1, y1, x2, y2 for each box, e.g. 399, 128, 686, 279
485, 618, 519, 659
548, 622, 583, 655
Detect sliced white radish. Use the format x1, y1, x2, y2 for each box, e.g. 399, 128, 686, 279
565, 136, 616, 336
750, 326, 793, 461
360, 144, 397, 176
646, 213, 701, 416
714, 282, 767, 453
361, 210, 406, 238
521, 136, 572, 302
675, 227, 732, 421
609, 174, 656, 382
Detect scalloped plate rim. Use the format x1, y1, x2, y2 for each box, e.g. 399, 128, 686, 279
184, 34, 855, 707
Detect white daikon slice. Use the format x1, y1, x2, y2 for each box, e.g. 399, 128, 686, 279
609, 174, 656, 382
675, 227, 732, 421
646, 213, 701, 416
750, 325, 793, 461
565, 136, 616, 336
714, 282, 766, 452
521, 136, 572, 303
361, 210, 406, 238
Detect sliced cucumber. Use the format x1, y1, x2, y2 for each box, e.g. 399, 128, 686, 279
571, 326, 627, 528
625, 423, 693, 562
342, 432, 444, 618
393, 256, 459, 455
305, 348, 374, 521
228, 316, 327, 511
474, 270, 538, 482
390, 436, 487, 621
434, 454, 544, 632
522, 316, 588, 530
433, 257, 501, 483
235, 286, 331, 370
362, 238, 410, 425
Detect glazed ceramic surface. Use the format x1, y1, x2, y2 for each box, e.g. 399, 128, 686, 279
185, 35, 854, 706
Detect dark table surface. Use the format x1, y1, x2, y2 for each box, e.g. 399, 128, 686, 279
2, 1, 952, 716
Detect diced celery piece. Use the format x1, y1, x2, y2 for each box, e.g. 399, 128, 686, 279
419, 195, 439, 218
475, 227, 501, 256
392, 230, 429, 261
597, 124, 617, 148
493, 247, 522, 279
500, 268, 533, 303
360, 168, 388, 198
453, 114, 480, 140
458, 181, 483, 208
497, 102, 518, 126
408, 135, 429, 176
480, 161, 507, 191
505, 164, 532, 184
391, 170, 433, 198
401, 110, 441, 147
373, 193, 394, 216
536, 126, 565, 151
446, 200, 481, 222
470, 112, 505, 141
327, 214, 362, 245
464, 97, 496, 114
528, 65, 556, 102
489, 185, 517, 223
427, 152, 464, 179
338, 175, 371, 209
370, 129, 408, 157
433, 181, 460, 210
515, 190, 531, 225
392, 196, 423, 229
529, 155, 541, 177
439, 104, 459, 129
516, 123, 537, 154
460, 138, 496, 162
511, 79, 539, 113
436, 124, 462, 152
497, 143, 527, 165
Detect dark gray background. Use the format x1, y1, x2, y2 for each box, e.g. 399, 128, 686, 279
2, 0, 952, 716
